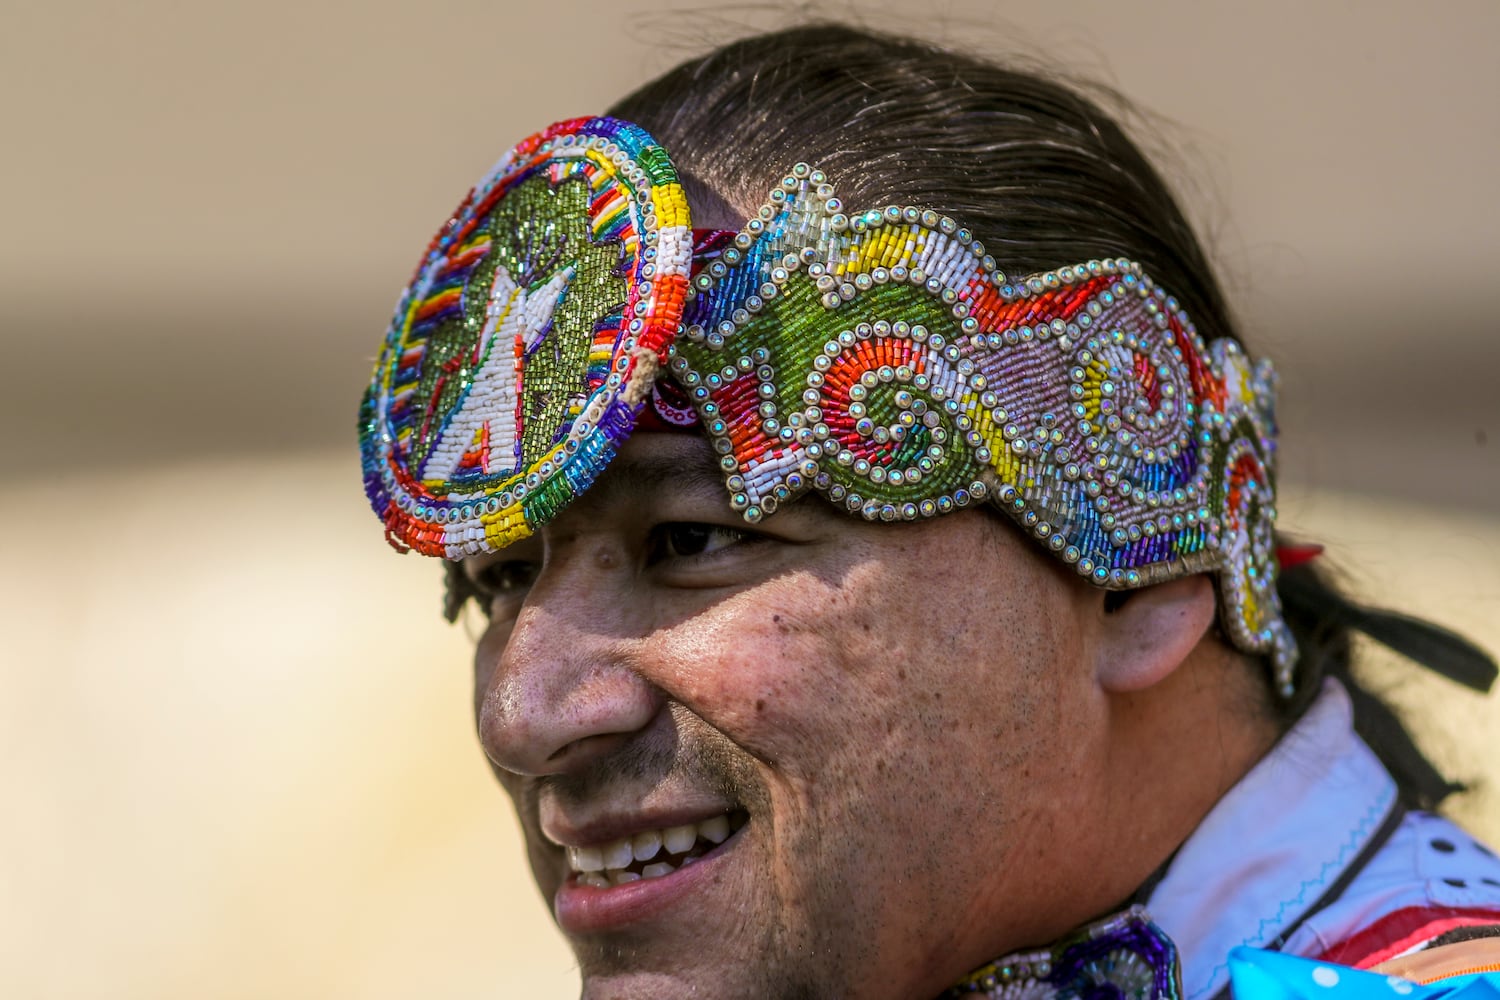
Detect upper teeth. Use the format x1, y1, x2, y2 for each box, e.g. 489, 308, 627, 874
567, 814, 733, 875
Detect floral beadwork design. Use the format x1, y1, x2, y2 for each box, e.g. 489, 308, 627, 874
360, 117, 692, 557
670, 165, 1294, 687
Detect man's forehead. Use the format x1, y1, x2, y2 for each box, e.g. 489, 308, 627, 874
568, 433, 731, 517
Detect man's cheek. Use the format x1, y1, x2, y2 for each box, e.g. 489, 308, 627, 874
656, 625, 842, 747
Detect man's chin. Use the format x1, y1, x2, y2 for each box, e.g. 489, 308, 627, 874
577, 966, 821, 1000
578, 969, 711, 1000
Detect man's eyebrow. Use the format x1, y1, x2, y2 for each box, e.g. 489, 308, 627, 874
590, 445, 731, 510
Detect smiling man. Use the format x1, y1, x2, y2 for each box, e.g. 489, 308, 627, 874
359, 24, 1500, 1000
460, 427, 1275, 999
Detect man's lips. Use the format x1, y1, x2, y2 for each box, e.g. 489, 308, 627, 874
552, 814, 749, 934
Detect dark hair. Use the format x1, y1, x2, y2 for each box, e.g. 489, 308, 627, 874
600, 21, 1494, 809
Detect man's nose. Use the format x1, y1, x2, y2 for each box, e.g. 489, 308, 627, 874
474, 559, 662, 777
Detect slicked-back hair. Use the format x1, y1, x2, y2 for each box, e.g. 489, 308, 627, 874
611, 24, 1234, 345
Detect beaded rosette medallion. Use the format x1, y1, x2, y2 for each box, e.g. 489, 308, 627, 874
360, 117, 1298, 688
360, 117, 690, 556
943, 906, 1181, 999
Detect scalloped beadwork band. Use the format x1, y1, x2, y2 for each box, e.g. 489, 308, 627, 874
360, 116, 1297, 692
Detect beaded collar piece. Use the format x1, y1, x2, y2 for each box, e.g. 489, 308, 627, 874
943, 906, 1182, 999
359, 116, 1297, 688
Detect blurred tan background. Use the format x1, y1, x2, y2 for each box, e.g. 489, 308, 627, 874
2, 1, 1496, 997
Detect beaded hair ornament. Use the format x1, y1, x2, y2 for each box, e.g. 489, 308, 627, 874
360, 116, 1298, 691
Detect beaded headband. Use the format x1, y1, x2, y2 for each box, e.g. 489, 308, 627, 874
359, 116, 1298, 691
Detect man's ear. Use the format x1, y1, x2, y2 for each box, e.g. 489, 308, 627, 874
1094, 574, 1218, 693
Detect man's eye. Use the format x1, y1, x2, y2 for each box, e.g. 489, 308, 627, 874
470, 560, 541, 598
650, 523, 748, 562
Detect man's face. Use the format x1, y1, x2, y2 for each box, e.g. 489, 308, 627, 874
465, 432, 1109, 1000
